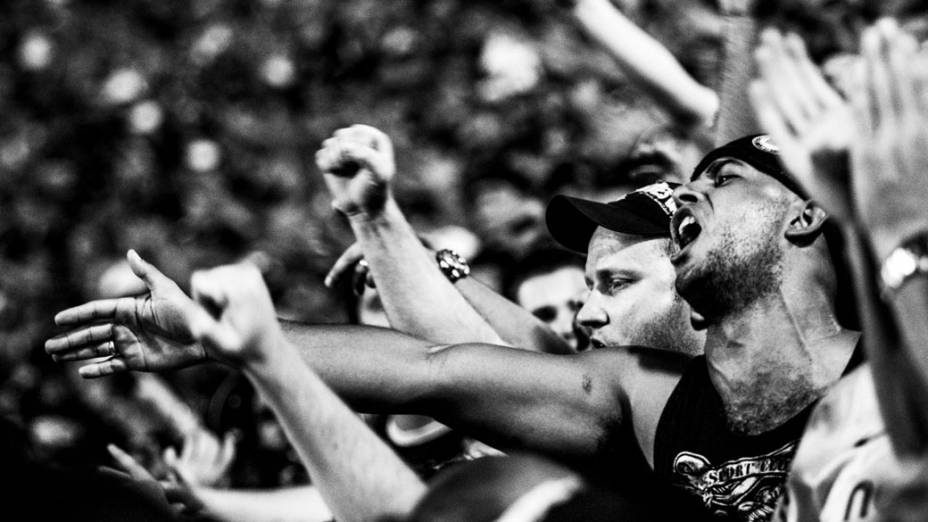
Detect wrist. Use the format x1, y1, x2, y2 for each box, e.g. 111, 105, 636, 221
435, 248, 471, 283
236, 324, 290, 371
345, 193, 400, 226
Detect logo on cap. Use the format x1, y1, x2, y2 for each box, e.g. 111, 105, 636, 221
635, 182, 677, 217
751, 135, 779, 154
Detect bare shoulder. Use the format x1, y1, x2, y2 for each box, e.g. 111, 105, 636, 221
578, 346, 689, 391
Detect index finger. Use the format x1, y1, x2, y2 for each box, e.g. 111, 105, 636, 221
54, 298, 125, 326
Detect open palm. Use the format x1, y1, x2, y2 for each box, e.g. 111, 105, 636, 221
46, 250, 207, 378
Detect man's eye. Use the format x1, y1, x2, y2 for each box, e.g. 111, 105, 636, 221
715, 174, 735, 186
607, 279, 631, 293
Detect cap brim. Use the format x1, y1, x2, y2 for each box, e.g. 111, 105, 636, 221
545, 195, 669, 254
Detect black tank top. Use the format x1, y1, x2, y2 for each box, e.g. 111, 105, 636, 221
653, 349, 862, 521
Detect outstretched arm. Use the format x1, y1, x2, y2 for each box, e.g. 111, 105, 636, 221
317, 125, 572, 353
279, 319, 632, 463
46, 252, 640, 466
568, 0, 718, 129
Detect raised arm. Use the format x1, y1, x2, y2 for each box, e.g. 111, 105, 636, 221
317, 125, 571, 353
316, 125, 506, 346
845, 20, 928, 455
713, 0, 762, 144
750, 21, 928, 455
185, 262, 427, 522
568, 0, 718, 129
326, 242, 573, 354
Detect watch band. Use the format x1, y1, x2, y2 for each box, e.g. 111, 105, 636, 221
435, 249, 470, 283
879, 233, 928, 299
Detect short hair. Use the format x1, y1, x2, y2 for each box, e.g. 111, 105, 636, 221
503, 243, 585, 302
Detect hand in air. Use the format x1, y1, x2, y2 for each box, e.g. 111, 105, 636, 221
164, 427, 237, 488
750, 29, 856, 222
315, 124, 396, 218
105, 443, 206, 516
45, 250, 207, 378
848, 19, 928, 262
187, 261, 284, 368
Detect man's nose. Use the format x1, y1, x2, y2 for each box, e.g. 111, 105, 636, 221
576, 294, 607, 329
673, 183, 703, 206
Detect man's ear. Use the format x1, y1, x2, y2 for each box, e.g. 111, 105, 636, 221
785, 200, 828, 246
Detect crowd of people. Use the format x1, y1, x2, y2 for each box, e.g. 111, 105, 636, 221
3, 0, 928, 520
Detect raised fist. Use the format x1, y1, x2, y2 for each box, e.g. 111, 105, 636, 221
315, 124, 396, 219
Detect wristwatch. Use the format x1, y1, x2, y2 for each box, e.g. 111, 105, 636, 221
435, 249, 470, 283
879, 233, 928, 299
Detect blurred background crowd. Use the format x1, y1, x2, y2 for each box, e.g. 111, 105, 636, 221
0, 0, 915, 498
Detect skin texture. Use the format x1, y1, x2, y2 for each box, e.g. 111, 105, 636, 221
578, 228, 704, 357
515, 266, 587, 351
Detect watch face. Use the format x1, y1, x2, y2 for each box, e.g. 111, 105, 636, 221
437, 250, 469, 280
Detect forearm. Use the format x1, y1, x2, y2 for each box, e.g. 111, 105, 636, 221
845, 229, 928, 456
348, 198, 505, 345
572, 0, 717, 128
278, 320, 616, 462
889, 277, 928, 387
244, 342, 426, 522
193, 486, 333, 522
713, 12, 761, 144
280, 321, 437, 412
454, 277, 574, 354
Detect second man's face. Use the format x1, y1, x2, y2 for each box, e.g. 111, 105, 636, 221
577, 227, 704, 356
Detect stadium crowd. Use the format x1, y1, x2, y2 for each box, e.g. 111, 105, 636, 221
2, 0, 928, 520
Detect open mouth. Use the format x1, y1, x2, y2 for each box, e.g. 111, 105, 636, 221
671, 209, 702, 255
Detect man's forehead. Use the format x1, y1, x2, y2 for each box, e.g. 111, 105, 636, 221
587, 227, 668, 257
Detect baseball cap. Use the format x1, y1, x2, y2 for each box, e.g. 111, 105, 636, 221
691, 134, 859, 330
545, 181, 679, 254
689, 134, 810, 197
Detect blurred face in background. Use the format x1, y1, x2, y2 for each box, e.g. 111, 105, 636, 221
471, 180, 546, 260
515, 265, 589, 351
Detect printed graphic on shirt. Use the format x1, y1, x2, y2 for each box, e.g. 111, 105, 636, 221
672, 442, 796, 521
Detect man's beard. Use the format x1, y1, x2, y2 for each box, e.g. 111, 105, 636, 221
679, 216, 784, 322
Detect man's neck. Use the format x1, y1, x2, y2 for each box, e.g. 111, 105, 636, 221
702, 289, 858, 435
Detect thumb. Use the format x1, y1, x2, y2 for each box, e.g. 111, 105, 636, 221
127, 249, 170, 290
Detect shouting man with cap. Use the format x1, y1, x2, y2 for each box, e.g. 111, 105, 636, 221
48, 128, 858, 520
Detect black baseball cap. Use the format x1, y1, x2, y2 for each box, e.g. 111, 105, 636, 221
692, 134, 859, 330
546, 181, 679, 254
690, 134, 809, 197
